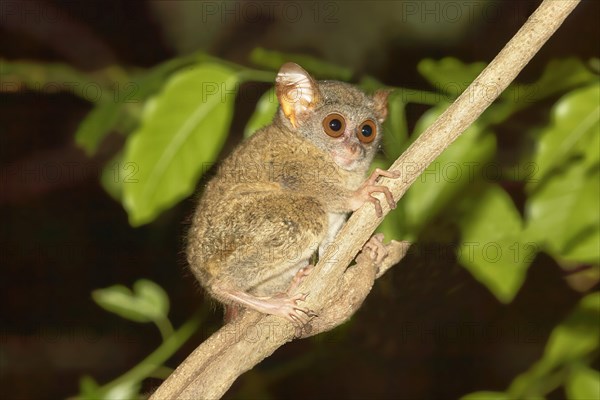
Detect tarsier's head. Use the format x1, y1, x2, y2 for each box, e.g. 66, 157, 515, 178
275, 62, 389, 172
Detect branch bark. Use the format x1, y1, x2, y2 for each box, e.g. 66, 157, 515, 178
150, 1, 581, 398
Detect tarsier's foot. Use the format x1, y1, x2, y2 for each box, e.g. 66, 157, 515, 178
362, 233, 388, 264
287, 264, 314, 293
350, 168, 400, 217
219, 286, 317, 325
264, 292, 318, 325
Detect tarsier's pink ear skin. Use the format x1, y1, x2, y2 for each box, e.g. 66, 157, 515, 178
275, 62, 321, 128
372, 89, 391, 124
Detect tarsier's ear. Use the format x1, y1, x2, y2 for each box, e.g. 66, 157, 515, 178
372, 89, 391, 123
276, 62, 320, 128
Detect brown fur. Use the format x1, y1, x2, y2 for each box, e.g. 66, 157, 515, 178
186, 63, 389, 309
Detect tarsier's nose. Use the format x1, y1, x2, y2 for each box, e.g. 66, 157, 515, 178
348, 142, 361, 157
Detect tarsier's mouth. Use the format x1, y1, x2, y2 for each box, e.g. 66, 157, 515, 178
331, 150, 363, 170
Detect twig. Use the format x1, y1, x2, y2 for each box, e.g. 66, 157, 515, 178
150, 1, 581, 398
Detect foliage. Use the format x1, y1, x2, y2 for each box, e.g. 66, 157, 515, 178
78, 280, 202, 400
3, 51, 598, 399
122, 64, 239, 225
462, 292, 600, 400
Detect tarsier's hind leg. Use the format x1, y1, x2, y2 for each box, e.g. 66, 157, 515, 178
208, 193, 327, 323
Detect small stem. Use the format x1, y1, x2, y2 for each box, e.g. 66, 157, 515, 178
237, 68, 277, 83
154, 317, 175, 341
392, 88, 446, 106
149, 366, 175, 380
100, 311, 202, 395
148, 51, 275, 83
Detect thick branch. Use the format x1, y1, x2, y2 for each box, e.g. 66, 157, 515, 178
150, 1, 581, 398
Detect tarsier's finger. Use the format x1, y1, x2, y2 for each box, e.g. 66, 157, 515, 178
378, 186, 396, 209
369, 197, 383, 217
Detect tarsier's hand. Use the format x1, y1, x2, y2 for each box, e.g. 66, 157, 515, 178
349, 168, 400, 217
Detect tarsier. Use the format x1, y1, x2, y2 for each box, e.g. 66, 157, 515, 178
187, 62, 398, 324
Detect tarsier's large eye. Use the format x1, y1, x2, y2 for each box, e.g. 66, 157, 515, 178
357, 119, 377, 143
322, 113, 346, 138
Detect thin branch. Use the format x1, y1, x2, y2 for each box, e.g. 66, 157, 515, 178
150, 1, 581, 398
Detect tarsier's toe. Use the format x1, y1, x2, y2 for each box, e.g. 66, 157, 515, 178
364, 233, 388, 264
297, 265, 314, 278
287, 265, 315, 293
277, 293, 317, 325
288, 310, 313, 325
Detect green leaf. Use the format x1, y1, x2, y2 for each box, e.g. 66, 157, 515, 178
482, 59, 598, 127
456, 184, 530, 303
506, 293, 599, 399
376, 204, 406, 242
525, 161, 600, 264
358, 75, 385, 92
131, 54, 210, 100
506, 358, 553, 400
244, 88, 277, 138
99, 153, 144, 203
128, 52, 241, 101
249, 47, 353, 80
566, 364, 600, 400
591, 58, 600, 73
532, 83, 600, 182
402, 106, 496, 238
103, 381, 141, 400
122, 64, 237, 226
92, 285, 152, 323
478, 293, 600, 399
92, 280, 170, 323
561, 224, 600, 265
583, 123, 600, 168
503, 58, 599, 104
75, 101, 123, 155
77, 55, 225, 155
543, 292, 600, 368
460, 391, 511, 400
382, 90, 409, 160
0, 59, 91, 96
417, 57, 486, 97
79, 375, 103, 400
134, 279, 170, 319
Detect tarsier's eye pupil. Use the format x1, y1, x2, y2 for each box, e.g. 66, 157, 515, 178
329, 119, 342, 131
357, 119, 376, 143
361, 125, 373, 137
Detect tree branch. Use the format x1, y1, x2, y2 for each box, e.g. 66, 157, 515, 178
150, 1, 581, 398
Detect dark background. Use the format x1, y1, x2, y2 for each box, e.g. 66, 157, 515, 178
1, 1, 598, 399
